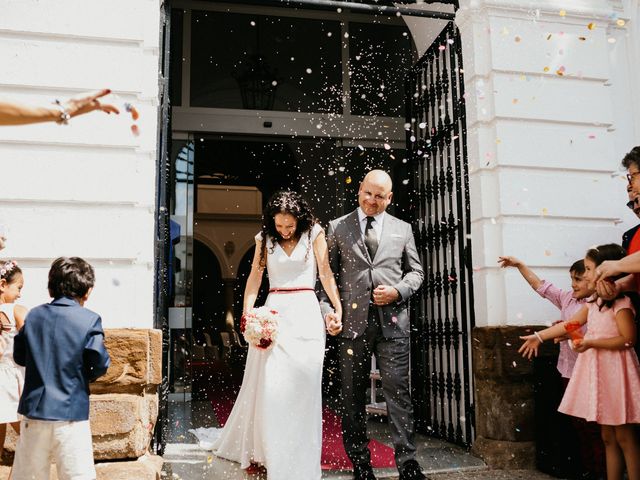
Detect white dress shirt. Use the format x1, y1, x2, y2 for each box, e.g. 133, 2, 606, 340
357, 207, 385, 242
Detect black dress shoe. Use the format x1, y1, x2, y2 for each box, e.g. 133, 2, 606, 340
353, 462, 377, 480
399, 459, 426, 480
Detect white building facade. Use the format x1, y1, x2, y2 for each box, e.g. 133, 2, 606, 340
1, 0, 639, 462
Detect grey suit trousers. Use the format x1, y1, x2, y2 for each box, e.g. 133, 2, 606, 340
338, 307, 416, 468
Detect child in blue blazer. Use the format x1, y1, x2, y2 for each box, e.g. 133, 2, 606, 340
12, 257, 110, 480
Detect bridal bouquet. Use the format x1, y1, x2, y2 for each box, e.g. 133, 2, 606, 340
241, 306, 280, 350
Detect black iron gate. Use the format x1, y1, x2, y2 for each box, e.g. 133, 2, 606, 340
406, 22, 476, 447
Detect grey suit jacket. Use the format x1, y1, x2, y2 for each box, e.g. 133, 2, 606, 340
319, 210, 424, 339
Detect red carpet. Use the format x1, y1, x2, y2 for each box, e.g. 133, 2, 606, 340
320, 406, 396, 470
209, 386, 396, 470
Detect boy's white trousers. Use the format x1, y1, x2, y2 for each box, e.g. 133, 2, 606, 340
12, 418, 96, 480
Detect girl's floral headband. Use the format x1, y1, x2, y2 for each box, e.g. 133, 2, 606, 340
0, 260, 18, 279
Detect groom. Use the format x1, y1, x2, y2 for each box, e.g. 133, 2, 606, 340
321, 170, 425, 480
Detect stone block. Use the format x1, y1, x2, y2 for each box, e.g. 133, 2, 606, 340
93, 422, 148, 460
91, 328, 162, 395
96, 454, 163, 480
90, 393, 158, 460
148, 328, 163, 386
0, 455, 162, 480
472, 436, 536, 470
90, 394, 141, 436
92, 329, 150, 393
472, 326, 557, 380
474, 378, 534, 441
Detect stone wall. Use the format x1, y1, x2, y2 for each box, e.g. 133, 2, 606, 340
4, 328, 163, 479
91, 328, 162, 460
472, 326, 553, 469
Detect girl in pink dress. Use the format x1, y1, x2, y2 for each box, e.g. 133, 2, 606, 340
519, 244, 640, 480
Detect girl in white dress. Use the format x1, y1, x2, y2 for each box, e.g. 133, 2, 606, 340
210, 191, 343, 479
0, 260, 27, 459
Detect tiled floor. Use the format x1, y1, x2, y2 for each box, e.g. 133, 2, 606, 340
162, 396, 488, 480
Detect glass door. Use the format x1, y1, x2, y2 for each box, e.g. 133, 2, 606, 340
168, 135, 195, 400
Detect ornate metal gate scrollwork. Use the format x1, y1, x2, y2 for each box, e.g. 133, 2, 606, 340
406, 21, 476, 447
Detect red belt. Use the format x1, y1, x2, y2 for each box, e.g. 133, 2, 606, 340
269, 287, 315, 294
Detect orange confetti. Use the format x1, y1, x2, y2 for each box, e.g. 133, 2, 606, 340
512, 98, 519, 104
556, 66, 566, 76
514, 36, 521, 43
587, 22, 596, 30
131, 124, 140, 136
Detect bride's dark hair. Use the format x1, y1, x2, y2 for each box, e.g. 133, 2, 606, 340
259, 190, 317, 266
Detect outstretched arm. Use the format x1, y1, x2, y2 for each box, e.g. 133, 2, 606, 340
594, 252, 640, 282
498, 256, 543, 291
243, 239, 266, 313
0, 89, 119, 126
518, 305, 588, 359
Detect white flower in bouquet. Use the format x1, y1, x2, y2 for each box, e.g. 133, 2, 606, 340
240, 306, 280, 350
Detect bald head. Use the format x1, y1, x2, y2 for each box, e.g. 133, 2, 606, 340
358, 169, 393, 216
362, 169, 393, 192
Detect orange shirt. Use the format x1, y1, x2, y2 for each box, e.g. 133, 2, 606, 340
628, 228, 640, 290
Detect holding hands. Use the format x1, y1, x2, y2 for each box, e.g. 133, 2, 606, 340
325, 311, 342, 336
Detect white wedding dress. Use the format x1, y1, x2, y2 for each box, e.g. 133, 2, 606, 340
192, 224, 326, 480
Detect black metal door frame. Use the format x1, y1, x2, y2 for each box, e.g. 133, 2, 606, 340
406, 21, 476, 447
153, 0, 173, 455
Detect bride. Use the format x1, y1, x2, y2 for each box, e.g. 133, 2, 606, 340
202, 190, 343, 479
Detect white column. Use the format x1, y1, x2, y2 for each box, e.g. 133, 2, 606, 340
456, 0, 635, 327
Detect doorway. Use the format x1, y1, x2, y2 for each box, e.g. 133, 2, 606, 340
158, 0, 471, 461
